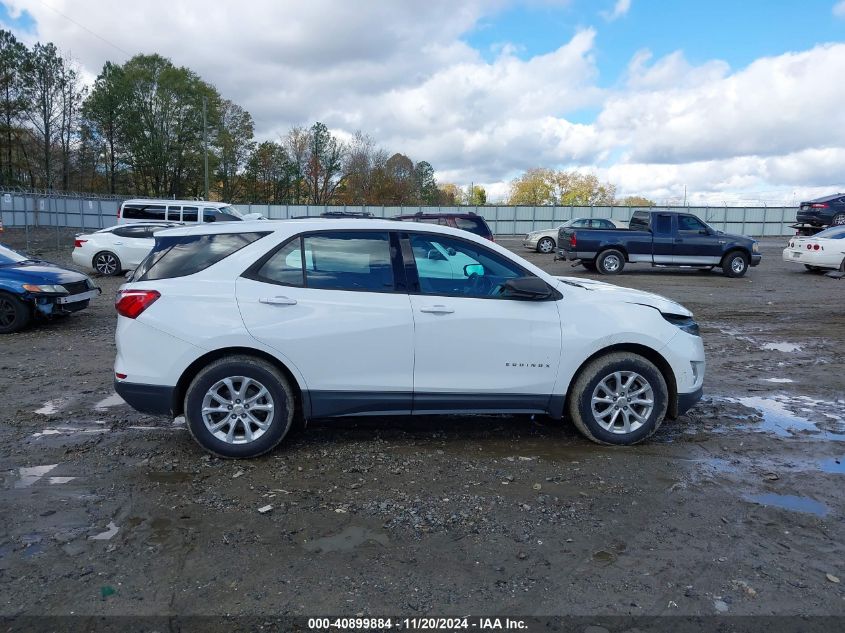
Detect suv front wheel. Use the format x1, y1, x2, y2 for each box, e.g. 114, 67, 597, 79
184, 355, 295, 458
568, 352, 668, 445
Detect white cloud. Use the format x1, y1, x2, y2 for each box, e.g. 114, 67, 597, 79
833, 1, 845, 18
4, 0, 845, 205
601, 0, 631, 22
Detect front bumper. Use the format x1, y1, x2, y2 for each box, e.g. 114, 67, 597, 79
676, 387, 703, 417
114, 380, 175, 416
750, 253, 762, 267
523, 237, 539, 249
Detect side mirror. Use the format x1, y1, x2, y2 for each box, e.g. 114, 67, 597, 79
464, 263, 484, 277
699, 229, 710, 235
499, 276, 553, 301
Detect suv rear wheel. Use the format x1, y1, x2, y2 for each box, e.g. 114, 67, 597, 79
568, 352, 668, 445
184, 355, 295, 458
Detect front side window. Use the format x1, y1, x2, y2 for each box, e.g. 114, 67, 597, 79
409, 234, 525, 298
678, 215, 707, 232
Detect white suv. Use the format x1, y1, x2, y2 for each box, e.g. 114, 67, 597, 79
114, 219, 705, 458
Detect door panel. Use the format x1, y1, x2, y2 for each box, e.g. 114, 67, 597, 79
651, 213, 674, 264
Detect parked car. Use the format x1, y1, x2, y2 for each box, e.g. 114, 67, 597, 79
557, 209, 761, 277
113, 219, 704, 458
117, 199, 263, 225
393, 211, 494, 241
782, 225, 845, 272
523, 218, 619, 254
72, 222, 181, 276
0, 244, 100, 333
795, 194, 845, 228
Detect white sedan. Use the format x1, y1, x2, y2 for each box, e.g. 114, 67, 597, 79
523, 218, 620, 253
72, 222, 179, 275
782, 225, 845, 272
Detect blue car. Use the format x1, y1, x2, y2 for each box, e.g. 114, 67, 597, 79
0, 244, 100, 333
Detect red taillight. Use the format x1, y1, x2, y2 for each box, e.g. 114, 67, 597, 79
115, 290, 160, 319
117, 205, 122, 218
813, 243, 822, 251
74, 239, 87, 248
569, 232, 577, 248
810, 203, 829, 209
115, 373, 127, 380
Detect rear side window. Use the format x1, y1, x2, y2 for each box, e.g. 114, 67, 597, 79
629, 211, 650, 231
133, 232, 269, 281
303, 232, 394, 291
182, 206, 198, 222
652, 214, 672, 235
112, 225, 151, 238
453, 217, 491, 237
123, 204, 166, 221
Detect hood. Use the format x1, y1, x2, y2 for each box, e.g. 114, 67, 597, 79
555, 276, 692, 316
0, 261, 90, 285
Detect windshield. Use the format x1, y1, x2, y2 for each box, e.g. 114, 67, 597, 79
219, 205, 245, 219
0, 244, 28, 264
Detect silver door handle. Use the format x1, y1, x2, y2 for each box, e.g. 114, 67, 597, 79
259, 296, 297, 306
419, 305, 454, 314
113, 241, 123, 245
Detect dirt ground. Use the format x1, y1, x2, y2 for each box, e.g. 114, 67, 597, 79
0, 228, 843, 628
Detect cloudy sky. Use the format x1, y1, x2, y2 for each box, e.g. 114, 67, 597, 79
2, 0, 845, 204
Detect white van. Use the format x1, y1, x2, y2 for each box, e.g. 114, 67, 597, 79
117, 199, 263, 225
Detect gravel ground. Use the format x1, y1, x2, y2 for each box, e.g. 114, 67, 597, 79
0, 228, 843, 625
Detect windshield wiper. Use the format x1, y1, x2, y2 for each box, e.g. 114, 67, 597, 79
558, 279, 592, 290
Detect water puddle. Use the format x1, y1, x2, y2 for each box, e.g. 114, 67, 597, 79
761, 342, 802, 353
31, 426, 108, 439
303, 526, 389, 553
818, 457, 845, 474
745, 493, 829, 517
34, 400, 65, 415
762, 378, 794, 384
731, 395, 845, 440
90, 521, 119, 540
14, 465, 58, 488
94, 393, 126, 411
48, 476, 77, 485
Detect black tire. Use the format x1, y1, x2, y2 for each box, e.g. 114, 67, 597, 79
721, 250, 749, 278
0, 292, 31, 334
567, 352, 668, 446
93, 251, 122, 276
596, 249, 625, 275
832, 212, 845, 226
184, 355, 296, 458
581, 261, 597, 272
537, 237, 555, 254
840, 257, 845, 272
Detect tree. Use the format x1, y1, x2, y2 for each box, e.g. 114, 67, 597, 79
83, 62, 127, 194
243, 140, 294, 204
438, 183, 463, 205
339, 130, 388, 204
507, 168, 616, 206
0, 30, 28, 186
466, 184, 487, 205
413, 160, 439, 205
57, 59, 83, 190
22, 42, 65, 188
215, 99, 255, 201
304, 121, 345, 204
284, 126, 309, 204
618, 195, 655, 206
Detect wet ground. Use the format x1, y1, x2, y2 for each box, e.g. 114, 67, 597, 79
1, 229, 843, 622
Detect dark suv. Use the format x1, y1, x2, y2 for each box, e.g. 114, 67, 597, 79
393, 211, 494, 241
796, 194, 845, 227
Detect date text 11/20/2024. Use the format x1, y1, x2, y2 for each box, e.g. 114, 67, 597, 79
307, 618, 528, 630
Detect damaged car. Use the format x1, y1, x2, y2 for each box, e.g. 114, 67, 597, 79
0, 244, 100, 333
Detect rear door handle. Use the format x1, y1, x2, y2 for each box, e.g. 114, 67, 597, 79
259, 296, 297, 306
419, 305, 454, 314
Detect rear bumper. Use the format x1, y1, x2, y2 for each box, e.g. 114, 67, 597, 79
676, 387, 703, 417
114, 380, 175, 416
796, 210, 826, 225
555, 248, 597, 261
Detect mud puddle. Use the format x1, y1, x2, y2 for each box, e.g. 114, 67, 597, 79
744, 493, 829, 517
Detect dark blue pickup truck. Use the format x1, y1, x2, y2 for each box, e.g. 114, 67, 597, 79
556, 209, 762, 277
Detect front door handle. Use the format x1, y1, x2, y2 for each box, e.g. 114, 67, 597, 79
259, 296, 297, 306
419, 305, 454, 314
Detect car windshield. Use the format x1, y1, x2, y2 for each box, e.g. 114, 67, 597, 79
0, 244, 28, 264
815, 226, 845, 239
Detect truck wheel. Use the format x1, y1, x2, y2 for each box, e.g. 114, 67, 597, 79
184, 355, 296, 458
721, 251, 749, 278
537, 237, 555, 254
0, 292, 32, 334
832, 212, 845, 226
597, 249, 625, 275
568, 352, 668, 445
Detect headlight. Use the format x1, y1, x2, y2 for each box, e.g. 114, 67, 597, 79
663, 313, 700, 336
752, 242, 759, 253
22, 284, 68, 294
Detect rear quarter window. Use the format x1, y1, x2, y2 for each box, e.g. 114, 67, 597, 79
133, 232, 269, 281
453, 217, 491, 237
